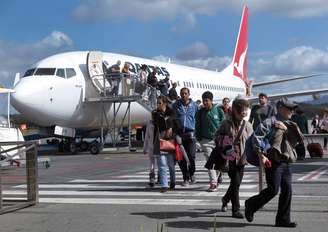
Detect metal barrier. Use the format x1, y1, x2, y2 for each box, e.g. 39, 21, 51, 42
0, 141, 38, 214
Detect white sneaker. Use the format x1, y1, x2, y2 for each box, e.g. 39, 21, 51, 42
190, 175, 196, 184
207, 184, 218, 192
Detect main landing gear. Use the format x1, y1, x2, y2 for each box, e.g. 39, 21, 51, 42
77, 139, 103, 155
57, 138, 104, 155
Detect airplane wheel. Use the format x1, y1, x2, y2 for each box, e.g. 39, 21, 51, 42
90, 143, 100, 155
80, 141, 89, 152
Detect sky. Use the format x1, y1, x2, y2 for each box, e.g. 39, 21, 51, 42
1, 0, 328, 114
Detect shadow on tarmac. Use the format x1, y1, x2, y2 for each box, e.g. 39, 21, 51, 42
166, 220, 271, 230
131, 210, 272, 230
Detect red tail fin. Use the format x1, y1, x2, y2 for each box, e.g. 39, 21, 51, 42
232, 5, 248, 82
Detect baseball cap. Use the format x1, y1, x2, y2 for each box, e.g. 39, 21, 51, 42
276, 98, 297, 110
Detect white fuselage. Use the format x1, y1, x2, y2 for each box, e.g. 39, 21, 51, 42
11, 51, 246, 129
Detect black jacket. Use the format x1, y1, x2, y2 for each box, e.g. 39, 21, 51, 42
152, 106, 176, 154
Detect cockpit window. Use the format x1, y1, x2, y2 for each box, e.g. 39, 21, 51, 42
23, 68, 36, 77
34, 68, 56, 75
66, 68, 76, 78
56, 68, 65, 78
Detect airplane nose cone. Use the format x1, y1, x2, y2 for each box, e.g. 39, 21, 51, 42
11, 78, 45, 117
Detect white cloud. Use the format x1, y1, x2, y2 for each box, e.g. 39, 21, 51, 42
0, 31, 73, 88
249, 0, 328, 18
252, 46, 328, 76
72, 0, 224, 24
72, 0, 328, 26
0, 31, 74, 115
176, 41, 212, 60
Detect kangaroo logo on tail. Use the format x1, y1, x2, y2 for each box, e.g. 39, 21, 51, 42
232, 6, 248, 82
234, 45, 247, 78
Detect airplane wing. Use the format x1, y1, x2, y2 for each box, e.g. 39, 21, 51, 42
251, 74, 324, 88
0, 87, 15, 93
247, 88, 328, 103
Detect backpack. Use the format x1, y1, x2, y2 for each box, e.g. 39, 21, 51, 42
245, 117, 276, 166
245, 134, 271, 166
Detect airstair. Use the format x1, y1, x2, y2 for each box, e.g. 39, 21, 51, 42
84, 51, 157, 152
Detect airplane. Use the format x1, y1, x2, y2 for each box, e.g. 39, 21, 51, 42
9, 5, 328, 154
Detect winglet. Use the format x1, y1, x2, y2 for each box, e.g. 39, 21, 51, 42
223, 5, 248, 83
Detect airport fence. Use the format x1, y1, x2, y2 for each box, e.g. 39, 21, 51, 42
0, 141, 38, 214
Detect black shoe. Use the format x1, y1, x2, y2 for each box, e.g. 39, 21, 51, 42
221, 198, 228, 212
232, 211, 244, 219
275, 221, 297, 228
245, 200, 254, 222
159, 187, 168, 193
148, 182, 155, 188
169, 183, 175, 190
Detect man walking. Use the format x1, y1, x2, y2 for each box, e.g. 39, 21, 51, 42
196, 91, 224, 191
173, 87, 198, 186
245, 98, 303, 228
249, 93, 275, 130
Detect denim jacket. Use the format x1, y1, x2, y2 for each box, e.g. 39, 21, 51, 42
173, 99, 198, 133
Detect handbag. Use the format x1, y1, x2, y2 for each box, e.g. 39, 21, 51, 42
175, 143, 183, 161
160, 139, 176, 152
220, 120, 246, 161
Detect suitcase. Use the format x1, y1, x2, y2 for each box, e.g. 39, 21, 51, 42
307, 143, 323, 158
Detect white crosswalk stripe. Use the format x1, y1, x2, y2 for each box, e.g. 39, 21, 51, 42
3, 161, 260, 206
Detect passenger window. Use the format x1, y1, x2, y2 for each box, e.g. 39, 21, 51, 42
35, 68, 56, 75
66, 68, 76, 78
56, 69, 65, 78
23, 68, 36, 77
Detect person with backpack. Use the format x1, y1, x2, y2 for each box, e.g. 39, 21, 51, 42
245, 98, 303, 228
249, 93, 275, 130
196, 91, 225, 192
215, 98, 253, 218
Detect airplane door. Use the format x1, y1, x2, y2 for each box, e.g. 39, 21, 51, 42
87, 51, 110, 94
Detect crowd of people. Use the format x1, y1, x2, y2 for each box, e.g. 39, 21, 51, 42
105, 61, 326, 228
105, 60, 178, 105
143, 88, 314, 227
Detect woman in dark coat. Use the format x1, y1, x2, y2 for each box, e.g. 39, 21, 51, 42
152, 96, 176, 192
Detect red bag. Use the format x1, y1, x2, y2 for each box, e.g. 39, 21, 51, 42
160, 139, 175, 152
307, 143, 323, 158
175, 143, 183, 161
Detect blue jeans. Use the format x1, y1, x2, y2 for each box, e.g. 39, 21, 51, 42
157, 153, 175, 188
